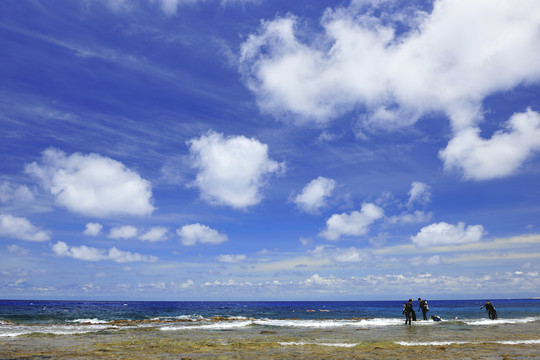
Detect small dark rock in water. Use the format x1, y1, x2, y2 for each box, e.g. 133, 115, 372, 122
260, 330, 277, 334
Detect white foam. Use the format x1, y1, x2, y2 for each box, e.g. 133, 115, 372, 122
161, 320, 253, 331
279, 341, 358, 348
174, 314, 204, 321
396, 341, 468, 346
396, 339, 540, 346
160, 317, 407, 331
0, 331, 27, 338
69, 318, 109, 324
254, 319, 356, 328
0, 324, 115, 337
465, 317, 540, 326
496, 340, 540, 345
149, 314, 203, 322
254, 318, 403, 328
357, 318, 408, 327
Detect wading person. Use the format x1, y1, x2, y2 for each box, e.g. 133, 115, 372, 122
418, 298, 429, 320
403, 299, 414, 325
480, 301, 498, 320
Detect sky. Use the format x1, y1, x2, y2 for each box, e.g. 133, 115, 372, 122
1, 0, 540, 301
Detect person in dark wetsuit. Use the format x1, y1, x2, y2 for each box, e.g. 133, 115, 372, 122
480, 300, 498, 320
403, 299, 414, 325
418, 298, 428, 320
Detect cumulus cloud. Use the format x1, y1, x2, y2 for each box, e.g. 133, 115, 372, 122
83, 223, 103, 236
411, 221, 486, 248
216, 254, 247, 263
0, 214, 50, 242
239, 0, 540, 180
294, 177, 336, 214
187, 131, 284, 209
319, 203, 383, 240
407, 182, 431, 207
108, 225, 138, 239
439, 109, 540, 180
0, 182, 33, 204
176, 223, 228, 246
51, 241, 157, 263
139, 227, 168, 242
25, 148, 154, 217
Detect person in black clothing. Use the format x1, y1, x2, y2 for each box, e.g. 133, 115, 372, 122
403, 299, 414, 325
418, 298, 428, 320
480, 300, 498, 320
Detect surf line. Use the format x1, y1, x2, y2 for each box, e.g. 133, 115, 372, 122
395, 340, 540, 346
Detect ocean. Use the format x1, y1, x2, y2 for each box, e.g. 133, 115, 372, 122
1, 299, 539, 359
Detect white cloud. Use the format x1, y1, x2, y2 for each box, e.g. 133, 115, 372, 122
411, 221, 486, 248
387, 210, 432, 225
311, 245, 373, 263
294, 177, 336, 214
0, 182, 34, 204
109, 225, 138, 239
7, 244, 29, 256
68, 244, 104, 261
409, 255, 441, 267
106, 0, 259, 15
319, 203, 384, 240
25, 148, 154, 217
187, 131, 284, 209
407, 182, 431, 207
180, 279, 194, 288
51, 241, 157, 263
239, 0, 540, 180
108, 247, 158, 263
216, 254, 247, 263
300, 236, 313, 246
304, 274, 346, 287
139, 227, 168, 242
0, 214, 50, 242
176, 223, 228, 246
83, 223, 103, 236
439, 109, 540, 180
150, 0, 185, 15
219, 0, 259, 6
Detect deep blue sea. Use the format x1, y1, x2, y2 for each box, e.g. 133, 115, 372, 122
1, 299, 540, 339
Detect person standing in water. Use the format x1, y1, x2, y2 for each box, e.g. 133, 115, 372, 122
418, 298, 428, 320
480, 300, 498, 320
403, 299, 414, 325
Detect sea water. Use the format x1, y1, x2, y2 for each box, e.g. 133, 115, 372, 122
1, 299, 539, 345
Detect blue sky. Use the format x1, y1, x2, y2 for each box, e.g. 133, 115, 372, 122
1, 0, 540, 301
